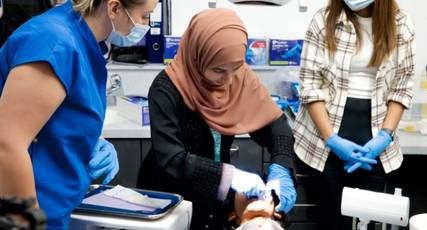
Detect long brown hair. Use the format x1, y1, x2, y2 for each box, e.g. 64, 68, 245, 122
325, 0, 398, 67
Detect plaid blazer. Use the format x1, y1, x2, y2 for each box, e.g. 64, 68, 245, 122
293, 8, 415, 173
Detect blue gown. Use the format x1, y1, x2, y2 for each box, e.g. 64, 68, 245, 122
0, 1, 107, 229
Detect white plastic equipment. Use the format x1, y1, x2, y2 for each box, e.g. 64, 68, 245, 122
410, 213, 427, 230
69, 200, 192, 230
341, 187, 410, 230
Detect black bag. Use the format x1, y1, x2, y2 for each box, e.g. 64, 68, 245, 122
0, 197, 46, 230
0, 0, 52, 46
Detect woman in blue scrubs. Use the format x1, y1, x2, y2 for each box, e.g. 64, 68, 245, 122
0, 0, 157, 229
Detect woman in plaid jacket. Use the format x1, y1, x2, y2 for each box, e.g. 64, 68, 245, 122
293, 0, 415, 229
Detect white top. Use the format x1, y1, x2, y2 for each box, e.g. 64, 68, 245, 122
348, 16, 378, 99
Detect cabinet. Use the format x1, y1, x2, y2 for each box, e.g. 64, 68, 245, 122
264, 148, 321, 229
230, 138, 263, 174
386, 155, 427, 217
141, 138, 152, 162
106, 139, 142, 188
101, 138, 151, 188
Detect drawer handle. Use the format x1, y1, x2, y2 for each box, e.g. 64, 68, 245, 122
230, 145, 239, 152
230, 145, 239, 158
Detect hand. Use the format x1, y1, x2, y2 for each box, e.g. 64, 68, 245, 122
345, 160, 373, 173
231, 168, 266, 199
88, 138, 119, 184
345, 130, 392, 173
344, 151, 374, 172
326, 134, 377, 165
265, 164, 297, 213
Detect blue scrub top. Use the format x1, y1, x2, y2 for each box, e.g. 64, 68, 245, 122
0, 2, 107, 229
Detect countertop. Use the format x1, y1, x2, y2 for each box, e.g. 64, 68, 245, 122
102, 106, 427, 155
102, 107, 150, 139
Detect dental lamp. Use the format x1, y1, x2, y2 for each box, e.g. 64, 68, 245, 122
341, 187, 410, 230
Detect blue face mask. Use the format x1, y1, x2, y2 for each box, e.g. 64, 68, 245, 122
108, 9, 150, 47
344, 0, 374, 11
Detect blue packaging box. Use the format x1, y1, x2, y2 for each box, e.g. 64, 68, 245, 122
118, 96, 150, 126
246, 38, 267, 65
164, 36, 268, 66
128, 97, 150, 126
269, 39, 303, 66
163, 36, 181, 64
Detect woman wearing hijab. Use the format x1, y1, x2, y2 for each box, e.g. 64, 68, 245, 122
137, 8, 297, 229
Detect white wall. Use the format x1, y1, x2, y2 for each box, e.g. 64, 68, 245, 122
172, 0, 329, 38
171, 0, 427, 80
397, 0, 427, 80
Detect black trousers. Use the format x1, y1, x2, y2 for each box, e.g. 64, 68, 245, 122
301, 98, 387, 230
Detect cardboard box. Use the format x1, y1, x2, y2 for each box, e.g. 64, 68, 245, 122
269, 39, 303, 66
246, 38, 267, 65
164, 36, 269, 66
116, 96, 150, 126
163, 36, 181, 64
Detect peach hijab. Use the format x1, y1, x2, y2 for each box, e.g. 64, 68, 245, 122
165, 8, 282, 135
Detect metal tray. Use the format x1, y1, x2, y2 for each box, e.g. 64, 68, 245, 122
74, 185, 183, 220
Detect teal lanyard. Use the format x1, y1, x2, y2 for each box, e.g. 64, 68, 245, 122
210, 128, 221, 162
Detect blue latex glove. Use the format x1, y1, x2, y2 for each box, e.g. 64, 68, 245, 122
88, 138, 119, 184
282, 43, 302, 59
326, 134, 378, 165
344, 152, 373, 172
266, 164, 297, 213
231, 168, 266, 199
345, 130, 392, 173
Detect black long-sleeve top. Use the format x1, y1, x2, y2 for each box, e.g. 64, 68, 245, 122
137, 70, 295, 229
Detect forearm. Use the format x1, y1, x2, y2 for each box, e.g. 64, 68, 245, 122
163, 151, 223, 204
250, 115, 295, 169
0, 143, 37, 206
307, 101, 333, 140
382, 101, 405, 131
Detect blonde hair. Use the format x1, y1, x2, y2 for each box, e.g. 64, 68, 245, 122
72, 0, 145, 16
